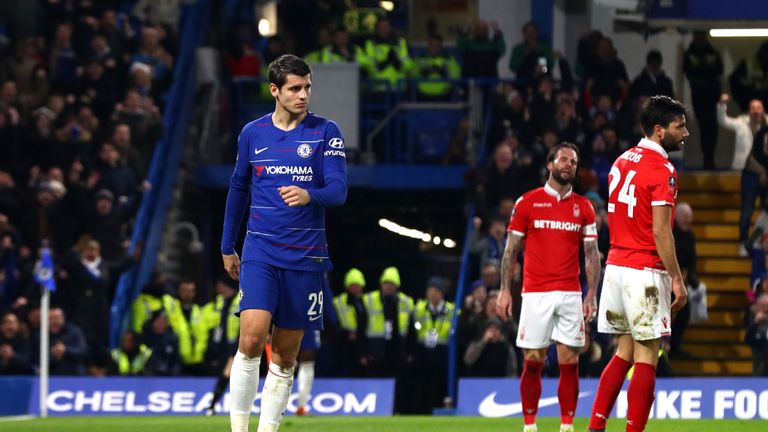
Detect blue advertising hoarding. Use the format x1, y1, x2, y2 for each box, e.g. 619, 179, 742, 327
0, 377, 393, 416
458, 378, 768, 420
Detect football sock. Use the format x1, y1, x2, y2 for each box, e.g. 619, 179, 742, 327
257, 362, 295, 432
229, 351, 261, 432
589, 355, 631, 430
297, 361, 315, 409
625, 362, 656, 432
558, 362, 579, 426
520, 359, 544, 426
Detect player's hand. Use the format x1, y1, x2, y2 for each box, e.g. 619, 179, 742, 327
222, 252, 241, 281
278, 186, 310, 207
720, 93, 730, 104
670, 277, 688, 312
583, 289, 598, 323
496, 289, 513, 322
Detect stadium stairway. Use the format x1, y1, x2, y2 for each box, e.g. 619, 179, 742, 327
673, 172, 752, 376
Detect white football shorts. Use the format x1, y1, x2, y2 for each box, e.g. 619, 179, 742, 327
597, 264, 672, 341
516, 291, 585, 349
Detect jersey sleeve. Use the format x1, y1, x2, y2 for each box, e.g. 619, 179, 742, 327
308, 121, 348, 207
581, 198, 598, 241
221, 126, 253, 254
648, 163, 677, 207
508, 195, 529, 237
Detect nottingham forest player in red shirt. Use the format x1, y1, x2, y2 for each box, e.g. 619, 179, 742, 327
589, 95, 689, 432
497, 142, 602, 432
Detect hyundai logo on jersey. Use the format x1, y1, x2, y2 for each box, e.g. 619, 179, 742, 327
329, 137, 344, 149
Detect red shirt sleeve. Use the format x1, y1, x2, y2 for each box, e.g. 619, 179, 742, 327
508, 195, 530, 236
649, 164, 677, 207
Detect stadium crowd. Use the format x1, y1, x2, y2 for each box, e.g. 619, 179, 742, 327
3, 0, 768, 416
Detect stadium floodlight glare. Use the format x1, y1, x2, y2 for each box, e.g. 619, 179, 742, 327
443, 239, 457, 248
377, 218, 454, 248
433, 236, 441, 245
258, 19, 271, 36
380, 1, 395, 12
709, 28, 768, 38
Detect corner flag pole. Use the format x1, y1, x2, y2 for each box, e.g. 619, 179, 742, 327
34, 243, 56, 418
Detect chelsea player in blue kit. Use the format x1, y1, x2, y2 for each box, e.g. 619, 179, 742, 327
221, 54, 347, 432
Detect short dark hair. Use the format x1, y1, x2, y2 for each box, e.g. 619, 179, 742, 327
639, 95, 686, 136
646, 49, 663, 65
268, 54, 311, 89
546, 142, 580, 165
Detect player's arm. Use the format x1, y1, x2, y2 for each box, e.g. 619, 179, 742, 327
221, 128, 253, 279
583, 239, 600, 321
284, 123, 348, 207
652, 205, 687, 311
497, 233, 523, 322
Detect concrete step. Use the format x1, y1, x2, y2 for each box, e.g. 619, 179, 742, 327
680, 343, 752, 358
706, 310, 747, 326
670, 359, 752, 375
684, 326, 744, 342
697, 241, 740, 257
695, 209, 758, 224
707, 292, 748, 309
679, 173, 741, 192
679, 193, 740, 208
700, 275, 751, 291
692, 224, 739, 240
698, 257, 752, 274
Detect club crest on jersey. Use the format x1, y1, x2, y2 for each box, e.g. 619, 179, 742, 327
573, 203, 580, 218
668, 176, 676, 195
297, 143, 313, 158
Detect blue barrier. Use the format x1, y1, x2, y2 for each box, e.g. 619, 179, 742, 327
0, 377, 393, 416
458, 377, 768, 420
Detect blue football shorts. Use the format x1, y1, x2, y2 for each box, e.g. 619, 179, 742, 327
238, 260, 326, 331
299, 329, 321, 351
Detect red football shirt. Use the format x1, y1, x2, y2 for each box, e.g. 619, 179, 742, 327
606, 138, 678, 271
508, 184, 597, 293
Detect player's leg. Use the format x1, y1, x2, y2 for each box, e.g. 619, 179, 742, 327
231, 309, 272, 432
258, 326, 303, 432
551, 293, 585, 432
624, 270, 671, 432
590, 265, 635, 431
516, 293, 556, 432
231, 261, 280, 432
207, 354, 235, 415
295, 333, 319, 415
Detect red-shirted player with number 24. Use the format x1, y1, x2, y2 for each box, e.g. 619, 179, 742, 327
588, 95, 689, 432
497, 142, 602, 432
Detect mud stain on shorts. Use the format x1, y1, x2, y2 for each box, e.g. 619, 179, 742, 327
632, 285, 659, 339
606, 310, 629, 329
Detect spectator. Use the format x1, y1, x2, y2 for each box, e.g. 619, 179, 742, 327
108, 330, 152, 376
739, 124, 768, 257
629, 50, 674, 102
718, 94, 768, 171
508, 21, 553, 83
746, 293, 768, 375
464, 318, 517, 377
584, 37, 629, 106
34, 307, 88, 375
730, 41, 768, 111
412, 34, 460, 101
457, 280, 488, 354
683, 31, 723, 170
480, 262, 501, 292
361, 17, 412, 90
202, 276, 241, 414
332, 268, 368, 377
671, 203, 699, 358
141, 310, 182, 376
470, 216, 507, 272
457, 20, 505, 78
94, 141, 139, 206
168, 279, 208, 375
304, 27, 336, 64
411, 276, 454, 413
330, 28, 365, 65
362, 267, 414, 377
224, 21, 261, 78
84, 189, 129, 262
131, 27, 174, 93
48, 22, 78, 93
132, 0, 186, 35
0, 311, 33, 375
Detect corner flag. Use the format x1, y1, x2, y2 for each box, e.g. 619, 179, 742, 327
34, 247, 56, 293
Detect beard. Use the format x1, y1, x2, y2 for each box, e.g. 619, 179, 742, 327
661, 133, 684, 153
552, 167, 574, 185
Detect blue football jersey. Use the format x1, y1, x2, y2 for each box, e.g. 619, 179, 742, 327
221, 112, 348, 271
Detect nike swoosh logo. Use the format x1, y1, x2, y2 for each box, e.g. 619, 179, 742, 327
255, 147, 268, 155
478, 391, 592, 418
309, 315, 322, 322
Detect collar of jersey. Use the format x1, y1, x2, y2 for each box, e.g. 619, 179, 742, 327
637, 138, 668, 159
544, 182, 572, 201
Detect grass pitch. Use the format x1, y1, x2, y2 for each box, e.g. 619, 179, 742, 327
1, 415, 764, 431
